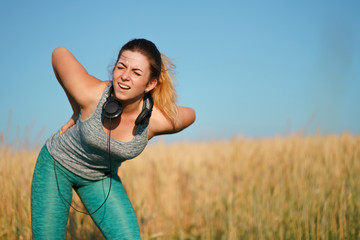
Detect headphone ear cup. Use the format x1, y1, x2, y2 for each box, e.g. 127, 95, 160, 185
102, 97, 122, 119
135, 93, 154, 125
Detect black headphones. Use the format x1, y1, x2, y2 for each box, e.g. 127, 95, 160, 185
102, 87, 154, 124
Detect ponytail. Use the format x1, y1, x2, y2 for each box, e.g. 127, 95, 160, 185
150, 53, 178, 125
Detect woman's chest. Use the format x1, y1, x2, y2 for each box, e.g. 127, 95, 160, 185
78, 116, 148, 161
102, 117, 139, 143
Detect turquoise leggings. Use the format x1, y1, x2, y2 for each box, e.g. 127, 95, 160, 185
31, 145, 141, 239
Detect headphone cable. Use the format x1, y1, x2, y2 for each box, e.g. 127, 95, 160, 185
54, 117, 113, 215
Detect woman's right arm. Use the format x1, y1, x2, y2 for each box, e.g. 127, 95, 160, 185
52, 47, 101, 107
53, 59, 80, 133
52, 47, 102, 133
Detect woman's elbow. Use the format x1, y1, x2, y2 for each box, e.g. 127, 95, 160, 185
188, 108, 196, 126
52, 46, 65, 56
177, 107, 196, 131
52, 47, 69, 63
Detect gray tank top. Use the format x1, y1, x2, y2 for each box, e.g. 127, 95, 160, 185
46, 82, 149, 180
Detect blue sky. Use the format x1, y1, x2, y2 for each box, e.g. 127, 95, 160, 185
1, 0, 359, 145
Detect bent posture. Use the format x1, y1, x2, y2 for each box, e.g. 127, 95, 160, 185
31, 39, 195, 239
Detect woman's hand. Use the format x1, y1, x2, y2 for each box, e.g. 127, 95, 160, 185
60, 113, 78, 134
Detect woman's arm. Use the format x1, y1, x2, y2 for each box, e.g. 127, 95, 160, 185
54, 68, 80, 117
52, 47, 102, 109
54, 64, 80, 134
52, 47, 103, 133
148, 106, 196, 139
172, 106, 196, 133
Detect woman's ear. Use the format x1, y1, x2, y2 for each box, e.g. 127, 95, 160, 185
145, 78, 158, 93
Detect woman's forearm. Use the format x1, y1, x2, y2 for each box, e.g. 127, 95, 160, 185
53, 66, 80, 116
52, 48, 81, 116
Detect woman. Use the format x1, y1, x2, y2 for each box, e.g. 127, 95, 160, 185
31, 39, 196, 239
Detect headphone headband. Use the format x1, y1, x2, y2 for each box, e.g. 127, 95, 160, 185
102, 88, 153, 125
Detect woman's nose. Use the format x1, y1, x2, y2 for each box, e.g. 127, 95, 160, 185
121, 70, 131, 81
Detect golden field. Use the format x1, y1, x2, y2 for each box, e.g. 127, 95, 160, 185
1, 133, 360, 239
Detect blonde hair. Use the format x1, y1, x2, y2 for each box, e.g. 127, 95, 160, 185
151, 53, 178, 125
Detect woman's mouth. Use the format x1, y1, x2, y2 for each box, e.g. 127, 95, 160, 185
118, 83, 130, 90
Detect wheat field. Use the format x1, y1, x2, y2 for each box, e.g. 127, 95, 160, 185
0, 133, 359, 239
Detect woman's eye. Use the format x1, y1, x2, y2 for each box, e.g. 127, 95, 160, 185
117, 66, 124, 70
134, 72, 141, 76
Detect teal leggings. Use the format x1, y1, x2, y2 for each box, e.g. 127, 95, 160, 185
31, 145, 141, 239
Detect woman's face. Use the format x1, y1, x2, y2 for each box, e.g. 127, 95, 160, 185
112, 50, 157, 103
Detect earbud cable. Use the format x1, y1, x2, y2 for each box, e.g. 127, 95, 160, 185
54, 117, 113, 215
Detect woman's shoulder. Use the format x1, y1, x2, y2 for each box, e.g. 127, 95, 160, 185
99, 80, 112, 91
82, 79, 111, 108
80, 80, 111, 117
88, 80, 111, 103
80, 78, 108, 98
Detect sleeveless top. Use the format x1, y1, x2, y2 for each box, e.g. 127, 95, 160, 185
46, 82, 149, 180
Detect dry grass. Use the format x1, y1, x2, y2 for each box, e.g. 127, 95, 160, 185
1, 133, 360, 239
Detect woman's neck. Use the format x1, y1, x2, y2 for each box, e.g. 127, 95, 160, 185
121, 96, 144, 117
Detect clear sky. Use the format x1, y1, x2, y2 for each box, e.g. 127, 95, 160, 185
1, 0, 359, 145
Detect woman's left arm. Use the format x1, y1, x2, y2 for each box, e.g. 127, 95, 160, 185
173, 106, 196, 133
148, 106, 196, 139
